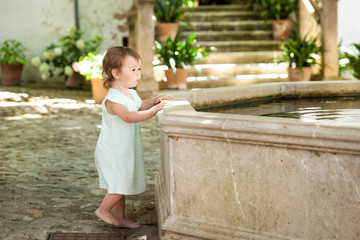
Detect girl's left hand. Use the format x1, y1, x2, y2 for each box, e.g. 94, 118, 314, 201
154, 94, 172, 105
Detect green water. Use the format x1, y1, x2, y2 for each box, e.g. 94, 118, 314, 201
202, 97, 360, 126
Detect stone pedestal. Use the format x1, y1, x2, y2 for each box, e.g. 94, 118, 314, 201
132, 0, 159, 98
321, 0, 339, 80
298, 0, 339, 80
156, 81, 360, 239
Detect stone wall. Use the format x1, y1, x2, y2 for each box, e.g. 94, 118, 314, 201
0, 0, 133, 86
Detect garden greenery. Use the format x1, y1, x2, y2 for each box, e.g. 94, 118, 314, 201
31, 26, 102, 80
278, 32, 321, 72
0, 39, 28, 65
343, 43, 360, 79
260, 0, 298, 25
154, 0, 187, 23
154, 31, 212, 69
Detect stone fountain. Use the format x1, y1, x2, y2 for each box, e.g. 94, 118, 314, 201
155, 81, 360, 240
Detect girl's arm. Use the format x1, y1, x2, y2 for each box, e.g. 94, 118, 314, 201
105, 100, 166, 123
139, 94, 172, 110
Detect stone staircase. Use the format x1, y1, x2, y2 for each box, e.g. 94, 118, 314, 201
154, 1, 288, 89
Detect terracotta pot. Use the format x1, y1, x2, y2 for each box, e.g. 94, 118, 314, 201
90, 77, 109, 104
66, 72, 85, 89
1, 63, 23, 86
164, 68, 188, 89
288, 67, 312, 82
156, 23, 179, 43
271, 19, 293, 40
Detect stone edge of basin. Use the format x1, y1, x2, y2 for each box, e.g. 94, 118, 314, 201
158, 80, 360, 154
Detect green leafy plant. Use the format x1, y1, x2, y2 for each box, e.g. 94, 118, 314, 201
75, 51, 104, 80
31, 26, 102, 80
154, 0, 187, 23
247, 0, 262, 6
154, 31, 212, 69
343, 43, 360, 79
0, 39, 28, 65
338, 40, 351, 77
260, 0, 298, 25
182, 0, 198, 7
277, 32, 321, 72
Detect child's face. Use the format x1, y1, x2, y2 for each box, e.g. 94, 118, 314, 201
118, 55, 141, 88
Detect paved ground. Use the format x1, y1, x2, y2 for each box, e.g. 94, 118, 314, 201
0, 86, 162, 240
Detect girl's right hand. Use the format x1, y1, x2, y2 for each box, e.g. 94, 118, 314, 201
149, 102, 167, 117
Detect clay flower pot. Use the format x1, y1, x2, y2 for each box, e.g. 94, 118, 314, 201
165, 68, 188, 89
271, 19, 293, 40
288, 67, 312, 82
90, 77, 109, 104
66, 72, 85, 89
156, 23, 179, 43
1, 63, 23, 86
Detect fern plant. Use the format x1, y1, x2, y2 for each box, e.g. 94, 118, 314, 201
154, 0, 187, 23
344, 43, 360, 79
0, 39, 28, 65
279, 32, 321, 72
260, 0, 298, 26
154, 31, 212, 69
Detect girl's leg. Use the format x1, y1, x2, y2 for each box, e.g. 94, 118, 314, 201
95, 193, 122, 226
112, 195, 141, 229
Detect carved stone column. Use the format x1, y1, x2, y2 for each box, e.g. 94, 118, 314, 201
321, 0, 339, 80
133, 0, 158, 98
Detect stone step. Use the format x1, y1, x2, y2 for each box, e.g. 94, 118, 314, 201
185, 75, 288, 89
187, 62, 288, 77
184, 11, 260, 21
201, 51, 282, 64
181, 20, 271, 31
157, 74, 288, 89
153, 62, 288, 80
199, 40, 281, 52
181, 30, 273, 41
188, 4, 249, 12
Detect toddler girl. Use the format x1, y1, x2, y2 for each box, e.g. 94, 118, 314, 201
94, 46, 170, 228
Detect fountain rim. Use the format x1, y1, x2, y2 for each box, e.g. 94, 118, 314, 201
158, 81, 360, 154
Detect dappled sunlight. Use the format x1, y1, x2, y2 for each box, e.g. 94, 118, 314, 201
5, 113, 45, 120
236, 73, 288, 80
0, 89, 101, 121
1, 87, 161, 239
0, 91, 29, 101
60, 126, 83, 131
200, 119, 214, 125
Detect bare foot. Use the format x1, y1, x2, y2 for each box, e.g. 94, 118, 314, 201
116, 218, 141, 229
95, 209, 120, 227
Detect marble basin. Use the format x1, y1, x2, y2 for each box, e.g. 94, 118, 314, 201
155, 81, 360, 240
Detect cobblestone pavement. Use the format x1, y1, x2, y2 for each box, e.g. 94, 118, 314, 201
0, 86, 162, 240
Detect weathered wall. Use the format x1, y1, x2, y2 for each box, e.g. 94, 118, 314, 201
0, 0, 133, 86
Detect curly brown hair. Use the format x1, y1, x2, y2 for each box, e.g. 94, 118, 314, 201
102, 46, 141, 89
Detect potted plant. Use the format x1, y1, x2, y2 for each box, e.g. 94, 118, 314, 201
343, 43, 360, 79
246, 0, 263, 13
74, 51, 108, 104
260, 0, 298, 40
277, 31, 321, 82
31, 26, 102, 88
155, 31, 212, 89
0, 39, 28, 86
154, 0, 186, 43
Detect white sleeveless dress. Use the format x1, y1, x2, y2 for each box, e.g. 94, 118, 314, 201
94, 88, 146, 195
